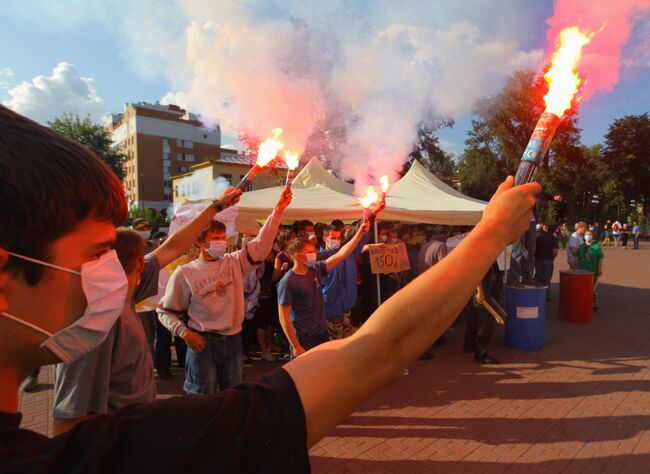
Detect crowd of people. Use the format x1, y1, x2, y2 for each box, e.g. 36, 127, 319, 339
1, 104, 543, 471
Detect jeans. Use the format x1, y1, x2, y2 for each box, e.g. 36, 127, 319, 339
509, 221, 537, 282
184, 333, 243, 394
634, 234, 640, 249
464, 304, 494, 355
298, 329, 329, 351
535, 259, 554, 299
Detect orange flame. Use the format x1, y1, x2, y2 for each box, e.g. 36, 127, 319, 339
379, 175, 390, 194
358, 186, 379, 209
543, 27, 592, 117
283, 150, 300, 170
257, 128, 284, 167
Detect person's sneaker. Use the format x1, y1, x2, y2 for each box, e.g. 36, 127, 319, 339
474, 353, 500, 364
261, 351, 278, 362
243, 357, 255, 368
156, 370, 173, 380
432, 335, 448, 348
418, 351, 434, 360
20, 376, 38, 393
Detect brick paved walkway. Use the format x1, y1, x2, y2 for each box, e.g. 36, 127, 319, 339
19, 243, 650, 472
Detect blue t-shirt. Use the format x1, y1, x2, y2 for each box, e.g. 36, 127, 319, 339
319, 234, 367, 320
277, 261, 328, 337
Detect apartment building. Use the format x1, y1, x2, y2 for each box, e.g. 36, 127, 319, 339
171, 150, 286, 208
106, 102, 221, 211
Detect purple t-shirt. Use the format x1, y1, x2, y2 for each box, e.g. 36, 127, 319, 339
277, 261, 328, 337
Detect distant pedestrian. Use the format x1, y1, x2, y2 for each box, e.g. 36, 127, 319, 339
632, 221, 640, 249
535, 224, 558, 301
602, 220, 612, 247
576, 230, 604, 310
611, 220, 621, 247
568, 222, 587, 269
620, 223, 630, 249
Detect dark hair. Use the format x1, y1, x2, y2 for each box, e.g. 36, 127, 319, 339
286, 238, 313, 256
199, 220, 227, 242
296, 220, 314, 234
112, 228, 145, 273
0, 105, 128, 284
330, 220, 345, 232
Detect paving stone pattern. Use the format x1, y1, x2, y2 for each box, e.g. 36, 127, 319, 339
19, 244, 650, 472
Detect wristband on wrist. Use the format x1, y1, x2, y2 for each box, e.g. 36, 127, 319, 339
213, 199, 224, 212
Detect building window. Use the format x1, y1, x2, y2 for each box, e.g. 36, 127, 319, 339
177, 166, 188, 173
176, 139, 194, 149
174, 186, 178, 197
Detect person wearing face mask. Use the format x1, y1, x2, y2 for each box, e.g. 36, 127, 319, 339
278, 220, 371, 356
157, 189, 293, 393
1, 105, 541, 472
51, 193, 243, 435
576, 230, 605, 310
319, 220, 369, 340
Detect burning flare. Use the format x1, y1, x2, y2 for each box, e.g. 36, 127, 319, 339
543, 27, 592, 117
283, 150, 300, 170
257, 128, 284, 166
358, 186, 379, 209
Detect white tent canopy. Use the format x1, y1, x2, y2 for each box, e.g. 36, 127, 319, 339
236, 158, 361, 223
380, 160, 487, 225
231, 157, 487, 226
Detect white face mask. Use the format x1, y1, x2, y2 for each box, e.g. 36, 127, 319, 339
137, 230, 150, 240
306, 232, 316, 240
206, 240, 227, 258
1, 250, 128, 364
585, 235, 594, 243
326, 239, 341, 251
304, 252, 317, 267
380, 235, 388, 243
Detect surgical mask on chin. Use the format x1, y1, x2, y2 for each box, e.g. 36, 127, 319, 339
137, 230, 150, 240
206, 240, 227, 258
0, 250, 128, 364
326, 239, 341, 251
305, 252, 317, 267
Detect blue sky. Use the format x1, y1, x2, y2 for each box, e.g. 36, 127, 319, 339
2, 1, 649, 156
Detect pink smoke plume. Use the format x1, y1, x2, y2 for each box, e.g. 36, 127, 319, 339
547, 0, 650, 102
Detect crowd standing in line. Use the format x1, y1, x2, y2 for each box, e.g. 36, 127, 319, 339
0, 103, 643, 472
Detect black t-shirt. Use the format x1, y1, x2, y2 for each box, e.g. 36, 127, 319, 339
1, 368, 310, 473
535, 230, 559, 261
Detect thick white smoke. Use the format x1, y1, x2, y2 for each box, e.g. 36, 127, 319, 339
44, 0, 546, 190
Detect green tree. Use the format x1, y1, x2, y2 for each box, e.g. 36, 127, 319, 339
49, 112, 125, 180
600, 113, 650, 211
457, 70, 584, 220
403, 121, 455, 180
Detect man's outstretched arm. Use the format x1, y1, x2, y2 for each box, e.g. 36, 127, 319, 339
283, 177, 540, 447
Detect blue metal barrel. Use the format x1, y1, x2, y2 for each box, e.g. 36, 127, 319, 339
504, 285, 547, 351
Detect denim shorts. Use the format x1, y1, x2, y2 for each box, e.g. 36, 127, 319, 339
184, 332, 243, 394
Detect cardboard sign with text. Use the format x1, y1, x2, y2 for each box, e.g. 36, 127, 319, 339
369, 242, 411, 274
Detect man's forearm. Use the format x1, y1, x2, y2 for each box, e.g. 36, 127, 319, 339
285, 220, 506, 446
246, 209, 282, 262
278, 305, 301, 350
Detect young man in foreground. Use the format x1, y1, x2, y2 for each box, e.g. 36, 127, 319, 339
0, 105, 539, 472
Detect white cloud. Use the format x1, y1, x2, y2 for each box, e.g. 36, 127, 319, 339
0, 67, 15, 89
3, 62, 105, 124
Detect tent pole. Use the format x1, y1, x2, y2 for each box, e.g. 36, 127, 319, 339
374, 219, 382, 308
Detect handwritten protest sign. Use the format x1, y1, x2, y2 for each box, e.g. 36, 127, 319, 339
368, 242, 411, 274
